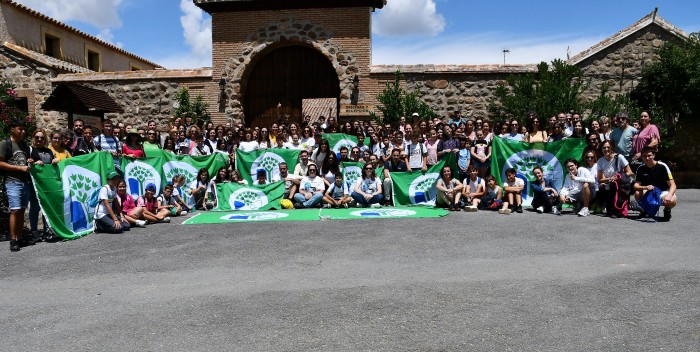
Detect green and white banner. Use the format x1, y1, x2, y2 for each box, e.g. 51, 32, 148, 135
389, 161, 446, 206
120, 150, 227, 201
30, 151, 226, 240
235, 148, 300, 184
322, 133, 358, 154
214, 181, 285, 211
30, 152, 115, 240
490, 138, 586, 205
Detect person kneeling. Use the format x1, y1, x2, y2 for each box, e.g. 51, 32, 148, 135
557, 158, 595, 217
633, 146, 677, 221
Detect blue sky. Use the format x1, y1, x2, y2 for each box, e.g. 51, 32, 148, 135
14, 0, 700, 69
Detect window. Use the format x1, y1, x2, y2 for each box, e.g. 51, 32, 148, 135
130, 62, 141, 71
44, 33, 61, 58
85, 45, 102, 71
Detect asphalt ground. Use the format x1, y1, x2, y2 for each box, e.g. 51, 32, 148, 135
1, 190, 699, 351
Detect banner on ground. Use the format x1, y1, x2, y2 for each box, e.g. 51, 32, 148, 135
214, 181, 285, 211
389, 161, 445, 206
322, 133, 358, 154
490, 138, 586, 205
30, 152, 115, 240
235, 148, 300, 184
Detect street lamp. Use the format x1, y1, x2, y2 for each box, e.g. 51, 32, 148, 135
218, 77, 227, 113
502, 49, 510, 65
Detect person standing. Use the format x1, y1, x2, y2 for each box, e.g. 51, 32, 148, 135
610, 112, 638, 162
0, 119, 34, 251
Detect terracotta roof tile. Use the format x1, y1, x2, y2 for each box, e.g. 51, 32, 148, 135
3, 0, 162, 69
2, 42, 92, 73
54, 68, 213, 82
370, 64, 537, 74
302, 98, 336, 124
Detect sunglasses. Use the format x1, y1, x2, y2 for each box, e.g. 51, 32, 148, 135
586, 156, 596, 159
34, 136, 45, 140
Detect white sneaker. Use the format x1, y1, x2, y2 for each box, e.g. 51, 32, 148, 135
322, 204, 331, 209
464, 205, 478, 212
180, 211, 188, 216
498, 208, 511, 214
552, 208, 561, 215
370, 203, 381, 208
162, 217, 171, 223
536, 206, 544, 214
578, 207, 590, 217
135, 220, 147, 228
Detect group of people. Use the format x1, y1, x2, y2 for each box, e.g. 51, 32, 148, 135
0, 109, 677, 252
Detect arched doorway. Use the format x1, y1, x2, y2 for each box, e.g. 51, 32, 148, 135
243, 45, 340, 127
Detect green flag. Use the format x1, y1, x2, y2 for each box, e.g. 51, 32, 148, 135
389, 161, 446, 206
235, 148, 300, 184
214, 181, 285, 211
30, 152, 115, 240
490, 137, 586, 205
340, 161, 364, 190
322, 133, 358, 154
121, 150, 226, 202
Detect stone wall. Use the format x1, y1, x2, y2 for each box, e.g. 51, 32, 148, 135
55, 70, 212, 132
0, 46, 65, 128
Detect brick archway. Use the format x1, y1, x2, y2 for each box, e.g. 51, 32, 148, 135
221, 17, 359, 123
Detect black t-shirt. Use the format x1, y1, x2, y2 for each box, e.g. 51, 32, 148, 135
384, 159, 408, 172
30, 146, 55, 164
635, 161, 672, 192
0, 139, 31, 182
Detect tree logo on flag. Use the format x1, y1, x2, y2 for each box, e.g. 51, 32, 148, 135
251, 152, 286, 181
408, 173, 439, 205
124, 161, 161, 197
229, 188, 269, 210
343, 165, 362, 189
332, 139, 357, 154
163, 161, 199, 205
503, 150, 564, 197
62, 165, 101, 233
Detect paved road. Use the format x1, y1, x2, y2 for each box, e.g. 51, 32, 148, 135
1, 190, 699, 351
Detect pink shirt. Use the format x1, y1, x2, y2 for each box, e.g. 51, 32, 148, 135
633, 124, 660, 154
123, 144, 145, 158
118, 193, 137, 214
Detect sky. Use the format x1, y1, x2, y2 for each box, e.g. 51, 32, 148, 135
14, 0, 700, 69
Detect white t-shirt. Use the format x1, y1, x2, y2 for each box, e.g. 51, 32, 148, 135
326, 182, 349, 200
299, 176, 325, 194
355, 177, 380, 194
403, 140, 425, 169
502, 177, 524, 189
464, 176, 485, 193
596, 155, 629, 189
95, 185, 115, 220
238, 141, 259, 153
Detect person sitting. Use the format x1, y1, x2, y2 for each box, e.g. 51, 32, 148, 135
461, 165, 485, 211
158, 184, 186, 217
351, 163, 384, 208
436, 166, 463, 211
293, 150, 314, 178
94, 172, 130, 233
530, 166, 559, 214
272, 162, 298, 205
382, 149, 408, 206
171, 174, 191, 213
502, 168, 524, 213
252, 169, 268, 186
115, 180, 147, 227
293, 164, 325, 208
557, 158, 595, 217
479, 175, 511, 214
633, 146, 677, 221
188, 168, 211, 211
137, 183, 171, 223
323, 172, 353, 208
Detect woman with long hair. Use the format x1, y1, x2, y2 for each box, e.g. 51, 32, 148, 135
115, 180, 147, 227
257, 127, 271, 150
527, 117, 548, 143
597, 140, 634, 218
571, 120, 587, 139
600, 116, 612, 141
238, 128, 259, 152
351, 163, 383, 207
311, 139, 330, 166
321, 151, 341, 186
188, 168, 212, 211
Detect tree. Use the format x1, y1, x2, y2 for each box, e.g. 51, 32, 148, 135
1, 82, 36, 141
174, 87, 211, 128
370, 71, 437, 125
489, 59, 589, 123
631, 33, 700, 137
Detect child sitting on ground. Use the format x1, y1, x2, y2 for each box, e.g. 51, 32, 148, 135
479, 175, 511, 214
157, 184, 186, 217
502, 167, 524, 213
323, 172, 352, 208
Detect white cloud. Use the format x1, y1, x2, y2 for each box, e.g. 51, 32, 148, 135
157, 0, 212, 69
96, 29, 123, 49
372, 32, 606, 65
14, 0, 122, 28
373, 0, 445, 37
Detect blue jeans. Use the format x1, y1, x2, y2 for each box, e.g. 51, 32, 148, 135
28, 183, 47, 232
293, 192, 323, 208
5, 180, 30, 210
351, 192, 384, 207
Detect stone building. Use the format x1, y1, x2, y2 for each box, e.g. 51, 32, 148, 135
0, 1, 692, 135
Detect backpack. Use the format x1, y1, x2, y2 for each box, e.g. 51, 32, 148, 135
87, 186, 105, 208
611, 174, 629, 217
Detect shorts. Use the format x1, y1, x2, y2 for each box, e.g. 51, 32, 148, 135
5, 180, 30, 210
660, 191, 677, 203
